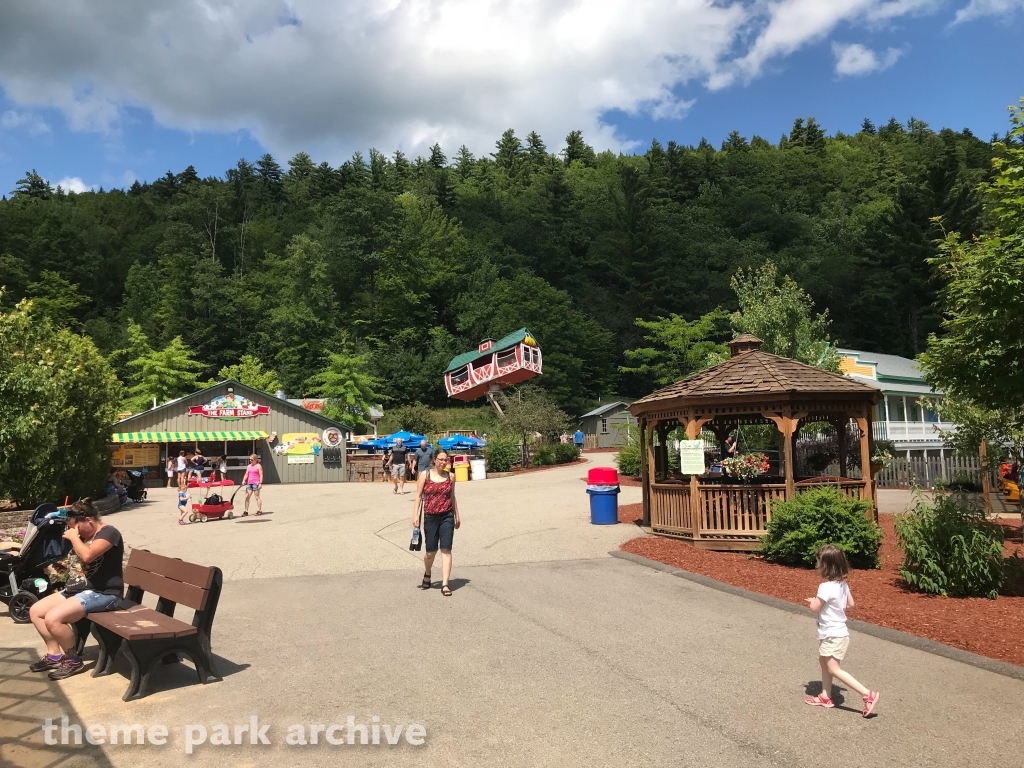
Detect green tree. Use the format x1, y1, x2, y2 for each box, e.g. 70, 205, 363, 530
621, 309, 731, 385
208, 354, 281, 393
123, 321, 204, 412
12, 169, 52, 199
24, 270, 89, 328
731, 261, 839, 370
495, 385, 570, 466
919, 100, 1024, 411
0, 295, 122, 505
308, 346, 383, 429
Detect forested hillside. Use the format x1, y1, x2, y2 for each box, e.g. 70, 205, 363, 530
0, 117, 996, 413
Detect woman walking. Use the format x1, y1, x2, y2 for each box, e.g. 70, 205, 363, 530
411, 450, 460, 596
244, 453, 263, 515
165, 456, 175, 488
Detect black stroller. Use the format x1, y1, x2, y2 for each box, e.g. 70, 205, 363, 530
125, 468, 148, 502
0, 503, 72, 623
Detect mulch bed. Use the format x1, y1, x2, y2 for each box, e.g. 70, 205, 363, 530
618, 503, 1024, 667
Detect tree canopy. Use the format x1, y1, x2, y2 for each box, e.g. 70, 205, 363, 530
0, 115, 998, 414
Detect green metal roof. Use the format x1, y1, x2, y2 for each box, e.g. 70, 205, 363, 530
444, 328, 536, 373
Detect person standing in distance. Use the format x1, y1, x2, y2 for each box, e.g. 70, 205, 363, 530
176, 451, 188, 491
574, 428, 584, 451
243, 454, 263, 515
412, 450, 460, 596
387, 438, 409, 494
413, 439, 434, 480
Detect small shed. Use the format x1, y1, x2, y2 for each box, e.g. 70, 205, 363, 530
580, 402, 637, 448
628, 335, 881, 550
110, 380, 353, 484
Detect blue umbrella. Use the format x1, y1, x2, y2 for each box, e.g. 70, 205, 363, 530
438, 434, 486, 450
378, 431, 426, 448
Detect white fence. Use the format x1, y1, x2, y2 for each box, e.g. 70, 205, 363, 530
875, 456, 996, 489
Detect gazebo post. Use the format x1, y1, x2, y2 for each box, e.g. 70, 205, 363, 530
833, 417, 848, 478
640, 418, 651, 527
783, 415, 796, 500
686, 417, 703, 542
855, 412, 875, 518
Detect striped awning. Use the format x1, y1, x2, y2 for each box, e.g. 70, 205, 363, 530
110, 431, 269, 444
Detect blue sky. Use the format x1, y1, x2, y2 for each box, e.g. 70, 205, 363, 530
0, 0, 1022, 195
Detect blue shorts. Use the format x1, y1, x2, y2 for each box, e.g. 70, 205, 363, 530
247, 483, 260, 491
64, 589, 119, 614
424, 510, 455, 552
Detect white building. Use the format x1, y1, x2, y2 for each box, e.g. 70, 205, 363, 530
837, 348, 955, 460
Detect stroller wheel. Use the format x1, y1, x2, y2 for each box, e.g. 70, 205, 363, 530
188, 513, 197, 523
200, 514, 208, 523
9, 591, 38, 624
226, 510, 234, 519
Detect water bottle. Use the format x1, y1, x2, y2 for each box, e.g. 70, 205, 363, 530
410, 526, 421, 551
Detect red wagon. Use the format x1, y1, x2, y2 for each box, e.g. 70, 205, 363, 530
186, 479, 242, 523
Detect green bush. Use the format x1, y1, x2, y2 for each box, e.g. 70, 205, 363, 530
553, 443, 580, 464
1003, 554, 1024, 597
894, 494, 1006, 598
531, 444, 556, 466
757, 487, 882, 568
484, 439, 519, 473
615, 424, 641, 477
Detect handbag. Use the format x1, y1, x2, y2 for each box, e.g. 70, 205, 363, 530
409, 498, 423, 551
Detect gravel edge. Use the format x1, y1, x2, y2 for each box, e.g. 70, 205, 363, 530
609, 549, 1024, 682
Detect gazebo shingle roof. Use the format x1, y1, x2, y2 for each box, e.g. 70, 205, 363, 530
631, 349, 878, 408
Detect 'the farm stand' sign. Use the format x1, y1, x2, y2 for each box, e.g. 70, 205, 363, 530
189, 393, 270, 420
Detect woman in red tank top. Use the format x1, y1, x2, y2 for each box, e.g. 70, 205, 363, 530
411, 449, 461, 596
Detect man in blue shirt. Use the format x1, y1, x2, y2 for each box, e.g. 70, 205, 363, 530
574, 429, 584, 449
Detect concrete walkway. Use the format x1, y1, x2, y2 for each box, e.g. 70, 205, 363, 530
2, 456, 1022, 767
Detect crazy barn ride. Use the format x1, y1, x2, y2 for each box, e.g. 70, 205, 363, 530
443, 328, 542, 412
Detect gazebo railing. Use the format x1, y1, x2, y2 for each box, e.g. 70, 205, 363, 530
700, 483, 785, 535
650, 484, 693, 535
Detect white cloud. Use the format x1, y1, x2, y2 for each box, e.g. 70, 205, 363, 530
832, 42, 904, 76
1, 108, 50, 134
0, 1, 944, 160
953, 0, 1024, 24
54, 176, 92, 193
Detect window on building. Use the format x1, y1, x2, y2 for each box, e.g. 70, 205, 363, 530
908, 399, 923, 422
600, 418, 608, 434
891, 396, 906, 421
874, 403, 886, 422
925, 406, 939, 423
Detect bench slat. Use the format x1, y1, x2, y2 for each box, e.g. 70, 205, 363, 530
123, 566, 208, 611
127, 549, 214, 589
91, 604, 197, 641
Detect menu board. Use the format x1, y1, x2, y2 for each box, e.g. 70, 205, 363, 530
110, 444, 162, 468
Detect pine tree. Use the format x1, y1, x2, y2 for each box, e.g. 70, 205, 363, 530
493, 129, 525, 176
428, 143, 447, 169
860, 118, 877, 135
526, 131, 547, 169
562, 130, 596, 166
13, 170, 52, 199
455, 145, 475, 179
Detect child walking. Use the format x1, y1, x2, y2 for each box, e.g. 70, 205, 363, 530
177, 487, 191, 525
804, 544, 880, 717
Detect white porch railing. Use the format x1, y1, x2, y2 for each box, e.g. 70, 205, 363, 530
872, 421, 956, 442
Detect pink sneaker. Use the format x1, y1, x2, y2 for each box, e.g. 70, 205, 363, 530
862, 691, 880, 717
806, 694, 834, 708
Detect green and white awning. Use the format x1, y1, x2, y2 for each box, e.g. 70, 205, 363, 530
110, 431, 268, 444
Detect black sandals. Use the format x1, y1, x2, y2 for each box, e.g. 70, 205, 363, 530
420, 574, 432, 589
441, 585, 452, 597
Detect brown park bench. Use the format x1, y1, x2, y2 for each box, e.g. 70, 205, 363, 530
85, 549, 223, 701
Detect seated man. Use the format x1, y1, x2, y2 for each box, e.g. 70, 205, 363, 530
28, 499, 125, 680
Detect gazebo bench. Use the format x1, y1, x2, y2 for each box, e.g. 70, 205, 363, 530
84, 548, 223, 701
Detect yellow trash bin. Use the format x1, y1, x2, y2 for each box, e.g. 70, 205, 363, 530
454, 463, 470, 482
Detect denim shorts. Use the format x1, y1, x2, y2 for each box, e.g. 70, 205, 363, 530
424, 510, 455, 552
247, 483, 260, 491
64, 589, 119, 615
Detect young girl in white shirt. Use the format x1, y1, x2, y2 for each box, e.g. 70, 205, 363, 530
804, 544, 880, 717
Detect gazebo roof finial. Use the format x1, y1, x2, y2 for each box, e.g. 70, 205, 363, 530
728, 334, 762, 357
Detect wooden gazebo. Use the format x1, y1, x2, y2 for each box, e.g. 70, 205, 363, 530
628, 335, 881, 551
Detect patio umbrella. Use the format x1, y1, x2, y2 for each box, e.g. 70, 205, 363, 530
380, 431, 426, 447
438, 434, 486, 450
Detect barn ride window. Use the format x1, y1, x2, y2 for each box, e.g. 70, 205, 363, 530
450, 367, 469, 386
496, 349, 517, 368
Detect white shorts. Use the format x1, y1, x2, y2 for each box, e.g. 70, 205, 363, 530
818, 636, 850, 660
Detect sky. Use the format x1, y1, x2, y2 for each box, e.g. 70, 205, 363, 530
0, 0, 1022, 195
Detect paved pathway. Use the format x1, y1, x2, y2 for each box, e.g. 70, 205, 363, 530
2, 456, 1022, 767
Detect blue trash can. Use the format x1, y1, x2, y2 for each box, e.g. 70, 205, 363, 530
587, 484, 620, 524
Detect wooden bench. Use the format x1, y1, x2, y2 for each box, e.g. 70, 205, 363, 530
86, 549, 223, 701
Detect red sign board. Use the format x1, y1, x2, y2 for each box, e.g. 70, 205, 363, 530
189, 394, 270, 420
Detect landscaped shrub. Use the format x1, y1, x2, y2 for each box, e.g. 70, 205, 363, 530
757, 487, 881, 568
894, 494, 1006, 598
484, 439, 519, 473
615, 424, 641, 477
1003, 553, 1024, 597
531, 444, 556, 466
553, 443, 580, 464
